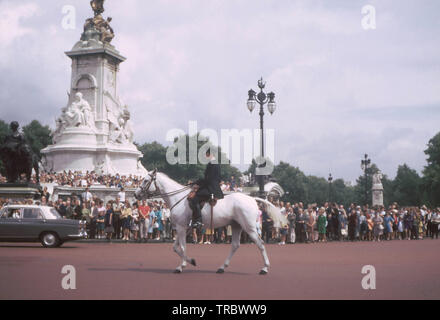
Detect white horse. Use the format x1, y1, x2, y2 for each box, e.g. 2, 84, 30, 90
135, 170, 286, 275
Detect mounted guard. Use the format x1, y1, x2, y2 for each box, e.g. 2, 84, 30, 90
189, 149, 224, 229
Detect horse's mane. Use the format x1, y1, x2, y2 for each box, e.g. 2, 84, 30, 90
156, 172, 186, 190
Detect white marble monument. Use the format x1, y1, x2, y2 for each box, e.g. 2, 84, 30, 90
42, 1, 147, 176
372, 171, 384, 207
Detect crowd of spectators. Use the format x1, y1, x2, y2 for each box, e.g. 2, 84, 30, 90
0, 171, 144, 189
2, 193, 439, 244
182, 200, 440, 245
0, 192, 173, 242
257, 201, 440, 245
37, 171, 144, 189
0, 171, 242, 192
220, 176, 244, 193
2, 172, 439, 245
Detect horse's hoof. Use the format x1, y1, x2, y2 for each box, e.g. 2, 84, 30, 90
190, 259, 197, 267
216, 268, 225, 274
259, 270, 268, 275
174, 269, 182, 274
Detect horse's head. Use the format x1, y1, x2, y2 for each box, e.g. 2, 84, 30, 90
135, 169, 158, 200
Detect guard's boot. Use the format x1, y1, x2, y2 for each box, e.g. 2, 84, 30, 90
191, 202, 203, 230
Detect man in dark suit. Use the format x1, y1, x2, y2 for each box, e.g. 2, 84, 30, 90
190, 150, 224, 229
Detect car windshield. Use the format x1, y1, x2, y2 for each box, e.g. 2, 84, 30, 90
45, 208, 62, 220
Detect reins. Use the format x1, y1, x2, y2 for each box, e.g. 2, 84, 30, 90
140, 174, 192, 212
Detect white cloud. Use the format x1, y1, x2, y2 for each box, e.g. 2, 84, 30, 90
0, 2, 40, 48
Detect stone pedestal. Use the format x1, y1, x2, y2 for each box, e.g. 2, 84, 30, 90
41, 33, 147, 176
372, 171, 384, 207
372, 186, 384, 207
0, 184, 41, 201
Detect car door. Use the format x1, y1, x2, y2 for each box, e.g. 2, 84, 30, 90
20, 208, 46, 240
0, 208, 23, 239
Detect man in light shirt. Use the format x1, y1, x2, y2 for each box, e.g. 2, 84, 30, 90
112, 198, 124, 239
118, 187, 126, 203
162, 203, 171, 239
82, 187, 93, 204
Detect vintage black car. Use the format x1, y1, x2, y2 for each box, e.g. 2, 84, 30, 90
0, 205, 87, 248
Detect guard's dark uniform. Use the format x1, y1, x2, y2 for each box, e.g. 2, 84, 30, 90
190, 160, 224, 225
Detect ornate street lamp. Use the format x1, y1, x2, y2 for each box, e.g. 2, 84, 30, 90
361, 154, 371, 206
247, 78, 277, 198
328, 173, 333, 203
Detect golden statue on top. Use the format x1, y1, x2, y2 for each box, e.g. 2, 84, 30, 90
81, 0, 114, 44
90, 0, 105, 16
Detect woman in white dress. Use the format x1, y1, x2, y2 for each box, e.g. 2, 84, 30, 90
373, 213, 384, 242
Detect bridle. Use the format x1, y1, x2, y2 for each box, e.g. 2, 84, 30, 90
138, 171, 193, 211
138, 171, 158, 198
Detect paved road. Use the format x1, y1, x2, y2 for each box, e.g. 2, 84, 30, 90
0, 239, 439, 300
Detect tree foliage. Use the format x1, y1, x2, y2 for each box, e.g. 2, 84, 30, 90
423, 132, 440, 206
137, 134, 241, 184
392, 164, 422, 206
353, 163, 379, 206
22, 120, 52, 159
271, 162, 308, 203
269, 162, 357, 207
0, 120, 11, 175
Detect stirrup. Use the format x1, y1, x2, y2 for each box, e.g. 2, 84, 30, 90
192, 221, 203, 229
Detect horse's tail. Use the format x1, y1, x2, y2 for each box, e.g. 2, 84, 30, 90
255, 198, 288, 228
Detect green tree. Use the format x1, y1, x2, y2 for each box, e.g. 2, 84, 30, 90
255, 161, 358, 206
221, 161, 242, 183
304, 175, 328, 205
422, 132, 440, 207
331, 179, 357, 207
0, 120, 10, 140
381, 174, 395, 207
392, 164, 422, 206
137, 141, 170, 172
137, 134, 241, 184
22, 120, 52, 159
0, 120, 12, 175
271, 162, 308, 203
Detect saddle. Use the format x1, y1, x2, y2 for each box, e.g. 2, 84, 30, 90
188, 186, 218, 209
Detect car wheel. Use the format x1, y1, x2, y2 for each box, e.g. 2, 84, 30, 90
40, 232, 60, 248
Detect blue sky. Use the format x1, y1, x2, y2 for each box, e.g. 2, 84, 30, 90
0, 0, 439, 182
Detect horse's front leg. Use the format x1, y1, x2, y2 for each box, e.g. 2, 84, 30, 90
179, 226, 197, 266
173, 236, 185, 273
173, 226, 196, 273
